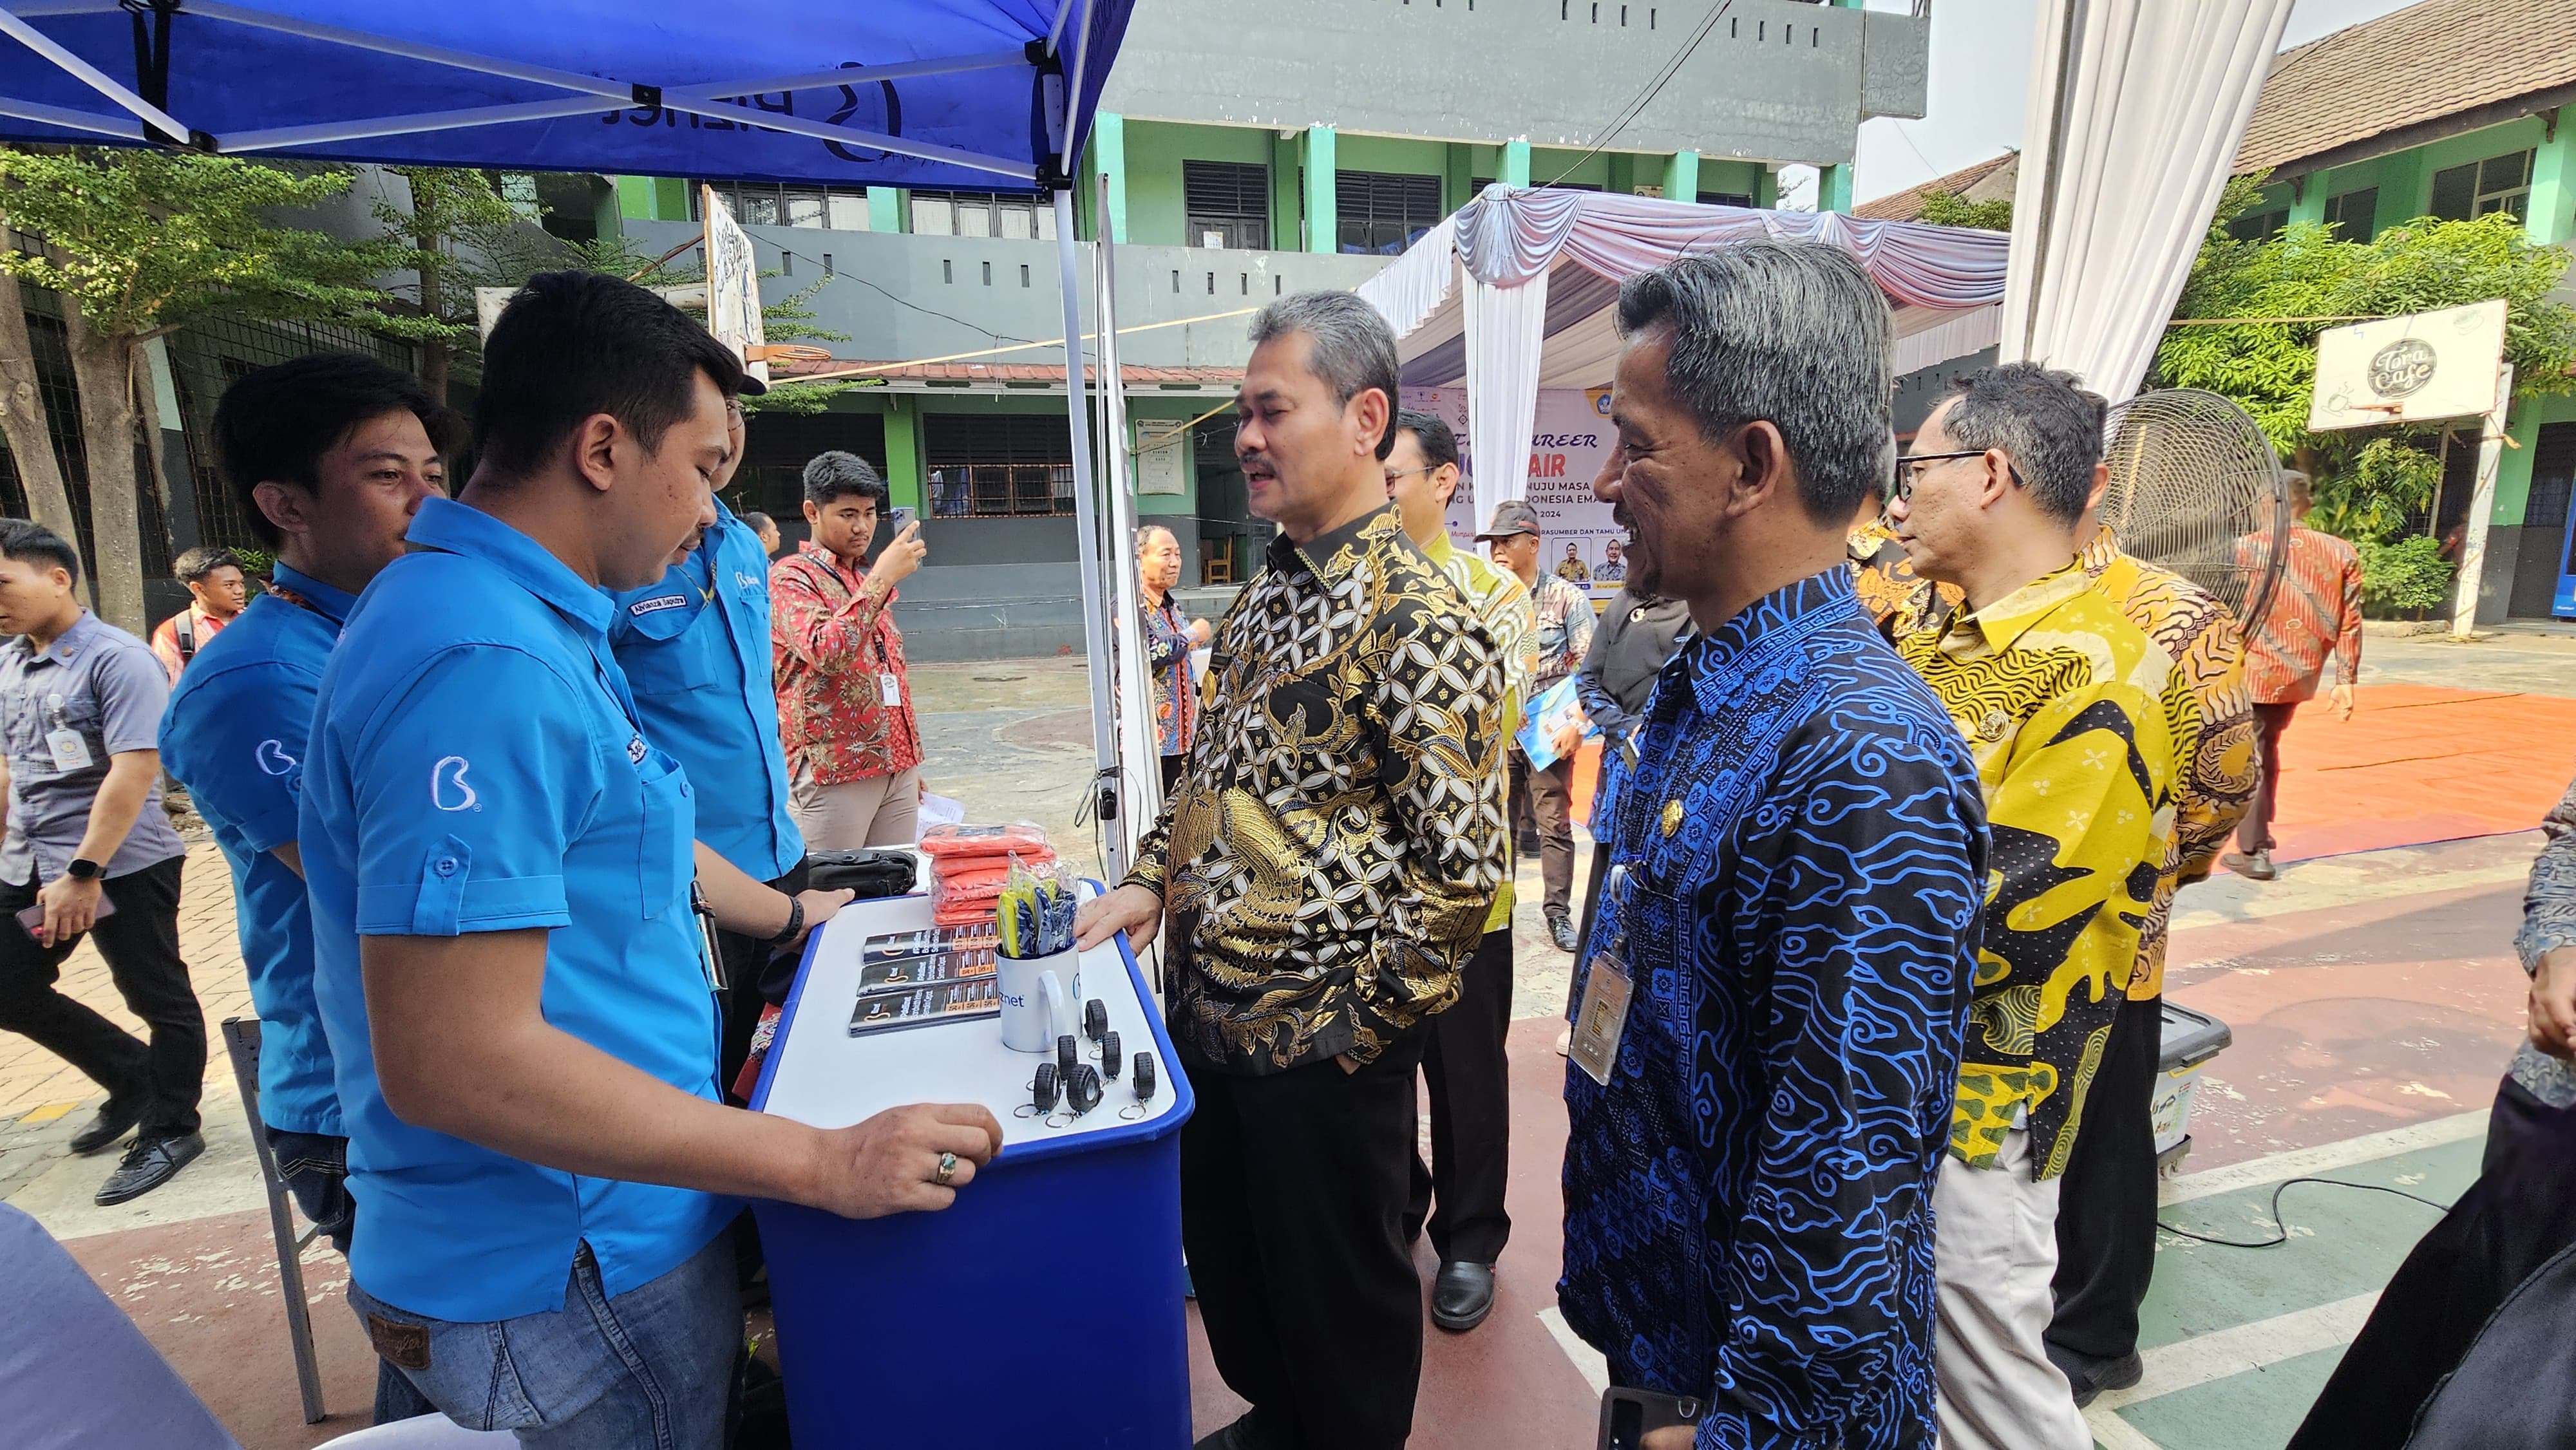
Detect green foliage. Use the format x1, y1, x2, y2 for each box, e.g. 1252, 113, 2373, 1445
2354, 534, 2454, 615
0, 147, 421, 340
2306, 435, 2439, 544
1915, 189, 2013, 232
2154, 172, 2576, 549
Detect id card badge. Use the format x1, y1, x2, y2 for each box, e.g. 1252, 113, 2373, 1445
1569, 863, 1638, 1086
46, 728, 91, 773
1569, 945, 1633, 1086
878, 672, 903, 709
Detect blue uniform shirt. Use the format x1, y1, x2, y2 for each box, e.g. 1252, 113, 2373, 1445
301, 497, 731, 1323
609, 498, 800, 881
158, 562, 355, 1136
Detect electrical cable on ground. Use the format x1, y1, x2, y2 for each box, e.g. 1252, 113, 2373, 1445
2157, 1176, 2454, 1250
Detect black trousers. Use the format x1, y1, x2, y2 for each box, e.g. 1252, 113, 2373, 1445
1408, 928, 1514, 1265
2048, 992, 2163, 1363
2287, 1077, 2576, 1450
716, 857, 809, 1101
1179, 1028, 1430, 1450
2238, 701, 2299, 854
0, 856, 200, 1136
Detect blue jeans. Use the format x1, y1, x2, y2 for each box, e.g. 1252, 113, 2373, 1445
347, 1232, 740, 1449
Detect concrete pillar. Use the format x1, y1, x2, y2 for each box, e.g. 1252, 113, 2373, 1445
1090, 111, 1128, 245
2287, 174, 2327, 228
2525, 115, 2574, 249
2372, 149, 2427, 236
1446, 142, 1475, 212
1501, 138, 1532, 189
1607, 153, 1636, 196
882, 397, 925, 513
1818, 163, 1854, 214
1663, 149, 1700, 203
1304, 124, 1338, 254
616, 175, 658, 221
867, 187, 902, 234
1755, 167, 1780, 209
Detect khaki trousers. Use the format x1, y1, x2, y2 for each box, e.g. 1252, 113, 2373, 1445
788, 761, 923, 851
1935, 1125, 2092, 1450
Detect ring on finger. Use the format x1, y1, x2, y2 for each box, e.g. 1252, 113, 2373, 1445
933, 1151, 958, 1186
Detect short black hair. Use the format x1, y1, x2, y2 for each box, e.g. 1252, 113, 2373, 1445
743, 510, 776, 534
0, 518, 80, 585
214, 353, 460, 548
173, 546, 242, 584
1938, 362, 2105, 525
474, 270, 748, 482
1393, 410, 1459, 473
802, 451, 887, 508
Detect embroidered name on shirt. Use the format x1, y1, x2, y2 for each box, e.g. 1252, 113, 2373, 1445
629, 594, 689, 616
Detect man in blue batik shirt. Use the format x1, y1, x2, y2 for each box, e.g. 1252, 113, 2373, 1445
298, 272, 1001, 1447
160, 353, 460, 1423
609, 397, 820, 1097
1560, 246, 1985, 1450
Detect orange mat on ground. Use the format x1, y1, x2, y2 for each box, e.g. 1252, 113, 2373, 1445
2270, 683, 2576, 862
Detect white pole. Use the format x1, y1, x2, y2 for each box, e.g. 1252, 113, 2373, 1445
1095, 174, 1160, 858
1052, 189, 1128, 878
2452, 364, 2515, 640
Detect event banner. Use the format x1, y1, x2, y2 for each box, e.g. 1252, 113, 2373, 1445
1402, 387, 1629, 604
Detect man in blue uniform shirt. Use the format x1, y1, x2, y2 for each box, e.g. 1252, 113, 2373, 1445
1559, 245, 1985, 1450
160, 353, 460, 1422
608, 397, 811, 1096
299, 271, 1001, 1447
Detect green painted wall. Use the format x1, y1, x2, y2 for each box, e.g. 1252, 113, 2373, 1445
1818, 162, 1853, 213
1304, 126, 1337, 254
1337, 133, 1453, 182
1128, 399, 1211, 518
2493, 392, 2576, 526
1529, 147, 1610, 189
1755, 167, 1780, 208
2526, 117, 2575, 248
1698, 158, 1763, 201
1273, 132, 1305, 251
1502, 140, 1532, 189
1090, 111, 1130, 244
1663, 149, 1699, 201
1120, 118, 1276, 246
1446, 143, 1477, 212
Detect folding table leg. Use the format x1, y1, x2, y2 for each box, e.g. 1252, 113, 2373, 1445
221, 1018, 327, 1425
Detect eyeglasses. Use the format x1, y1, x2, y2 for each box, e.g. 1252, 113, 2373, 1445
1383, 467, 1435, 485
1889, 448, 2016, 502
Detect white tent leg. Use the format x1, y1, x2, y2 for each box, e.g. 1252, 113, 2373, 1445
1053, 188, 1128, 881
1093, 187, 1160, 860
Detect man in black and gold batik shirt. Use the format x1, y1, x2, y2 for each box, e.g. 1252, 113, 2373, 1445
1080, 291, 1506, 1450
1886, 363, 2177, 1450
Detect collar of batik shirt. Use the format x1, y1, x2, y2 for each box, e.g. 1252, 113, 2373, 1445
1674, 565, 1856, 717
1264, 506, 1403, 588
1938, 558, 2092, 661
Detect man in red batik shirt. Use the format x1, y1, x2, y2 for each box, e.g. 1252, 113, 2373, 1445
2224, 469, 2361, 881
770, 451, 929, 849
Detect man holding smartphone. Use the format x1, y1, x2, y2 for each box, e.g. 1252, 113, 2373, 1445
0, 520, 203, 1208
771, 452, 929, 850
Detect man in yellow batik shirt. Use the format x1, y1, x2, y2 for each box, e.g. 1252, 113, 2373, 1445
1886, 363, 2175, 1450
1384, 410, 1535, 1333
2047, 513, 2255, 1406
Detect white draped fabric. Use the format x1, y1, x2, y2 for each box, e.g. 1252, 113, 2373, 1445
1358, 188, 2012, 504
2000, 0, 2296, 401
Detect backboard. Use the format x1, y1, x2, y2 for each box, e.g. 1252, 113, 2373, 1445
2308, 299, 2507, 431
702, 185, 770, 388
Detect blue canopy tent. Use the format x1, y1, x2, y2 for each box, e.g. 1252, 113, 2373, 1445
0, 0, 1155, 870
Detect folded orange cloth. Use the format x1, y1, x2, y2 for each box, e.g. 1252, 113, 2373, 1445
920, 823, 1050, 859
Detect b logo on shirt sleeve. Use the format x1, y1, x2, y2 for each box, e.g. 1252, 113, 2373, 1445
254, 739, 298, 776
431, 756, 479, 811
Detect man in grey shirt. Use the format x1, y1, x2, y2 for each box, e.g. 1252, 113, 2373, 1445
0, 520, 201, 1206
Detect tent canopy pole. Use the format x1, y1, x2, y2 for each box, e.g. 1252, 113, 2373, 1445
1052, 187, 1128, 880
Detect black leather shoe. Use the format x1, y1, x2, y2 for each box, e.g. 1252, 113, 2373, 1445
67, 1097, 143, 1156
1548, 914, 1580, 954
1431, 1260, 1496, 1332
2048, 1343, 2143, 1408
1193, 1407, 1291, 1450
95, 1131, 203, 1207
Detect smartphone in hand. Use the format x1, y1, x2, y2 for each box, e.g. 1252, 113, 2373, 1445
888, 505, 916, 534
17, 894, 117, 944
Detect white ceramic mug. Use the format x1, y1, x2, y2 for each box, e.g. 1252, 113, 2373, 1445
998, 948, 1078, 1053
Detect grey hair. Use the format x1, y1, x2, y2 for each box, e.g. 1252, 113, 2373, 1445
1248, 290, 1402, 460
1135, 523, 1179, 550
1612, 242, 1895, 525
1937, 362, 2105, 525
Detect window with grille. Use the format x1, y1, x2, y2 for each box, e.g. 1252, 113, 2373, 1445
1184, 161, 1270, 250
2225, 206, 2289, 241
694, 180, 873, 231
1337, 171, 1444, 254
925, 414, 1076, 518
1697, 191, 1754, 209
2322, 187, 2378, 238
2429, 151, 2533, 223
908, 190, 1056, 240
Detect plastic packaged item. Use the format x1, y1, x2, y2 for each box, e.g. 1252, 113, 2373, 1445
919, 822, 1051, 859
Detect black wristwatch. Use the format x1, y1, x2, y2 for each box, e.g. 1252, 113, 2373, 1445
766, 894, 806, 946
65, 858, 102, 881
